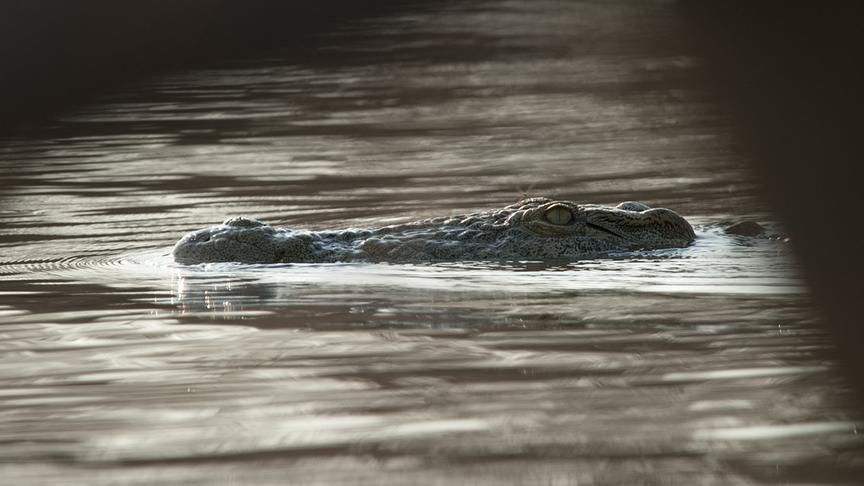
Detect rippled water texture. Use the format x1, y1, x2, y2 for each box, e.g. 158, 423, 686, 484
2, 1, 863, 484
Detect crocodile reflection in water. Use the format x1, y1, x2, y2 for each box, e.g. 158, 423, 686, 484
172, 197, 696, 264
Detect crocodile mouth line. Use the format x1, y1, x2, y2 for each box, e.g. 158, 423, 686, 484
586, 222, 627, 239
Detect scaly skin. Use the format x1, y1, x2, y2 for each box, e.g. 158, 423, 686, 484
172, 197, 696, 264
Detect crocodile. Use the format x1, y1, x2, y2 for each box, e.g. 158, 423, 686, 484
172, 197, 696, 264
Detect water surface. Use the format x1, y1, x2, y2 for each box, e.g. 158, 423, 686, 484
1, 1, 862, 484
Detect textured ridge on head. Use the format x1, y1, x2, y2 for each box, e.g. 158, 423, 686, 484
223, 216, 267, 228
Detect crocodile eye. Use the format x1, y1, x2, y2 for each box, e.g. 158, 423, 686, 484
544, 206, 573, 225
198, 234, 210, 242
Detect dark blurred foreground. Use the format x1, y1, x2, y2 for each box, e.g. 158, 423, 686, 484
0, 0, 408, 133
684, 1, 864, 397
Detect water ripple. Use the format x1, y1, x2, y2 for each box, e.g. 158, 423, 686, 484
1, 0, 860, 483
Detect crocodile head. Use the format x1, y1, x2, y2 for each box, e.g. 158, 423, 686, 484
430, 197, 696, 261
172, 198, 695, 264
508, 198, 695, 251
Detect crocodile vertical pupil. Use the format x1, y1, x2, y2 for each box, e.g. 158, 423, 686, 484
545, 206, 572, 225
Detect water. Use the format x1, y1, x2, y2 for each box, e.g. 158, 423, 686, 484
1, 1, 862, 484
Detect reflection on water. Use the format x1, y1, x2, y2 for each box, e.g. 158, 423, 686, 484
1, 0, 863, 484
